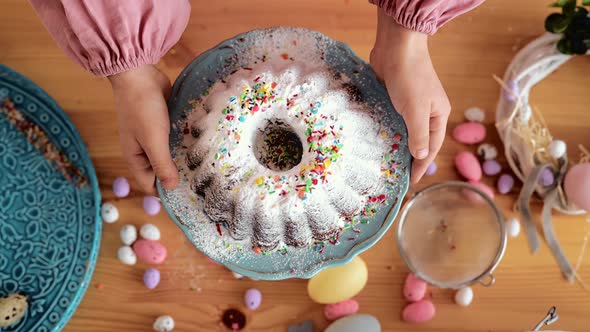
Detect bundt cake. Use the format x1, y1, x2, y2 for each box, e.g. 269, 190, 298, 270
182, 61, 394, 251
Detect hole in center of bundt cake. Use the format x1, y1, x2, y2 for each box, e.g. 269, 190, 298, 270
254, 120, 303, 172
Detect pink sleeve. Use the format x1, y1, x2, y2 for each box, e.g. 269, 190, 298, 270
29, 0, 191, 77
369, 0, 485, 35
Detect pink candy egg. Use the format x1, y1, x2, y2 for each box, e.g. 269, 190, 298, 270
112, 176, 130, 198
403, 273, 427, 302
324, 299, 359, 321
402, 300, 436, 324
143, 196, 161, 216
455, 152, 482, 181
132, 239, 167, 264
497, 174, 515, 194
482, 160, 502, 176
564, 163, 590, 211
452, 122, 486, 145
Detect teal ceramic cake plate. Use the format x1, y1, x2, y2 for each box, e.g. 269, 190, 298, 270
0, 65, 101, 331
158, 27, 410, 280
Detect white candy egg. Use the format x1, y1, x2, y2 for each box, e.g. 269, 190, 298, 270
464, 107, 485, 122
548, 140, 567, 159
506, 217, 521, 238
120, 224, 138, 245
476, 143, 498, 161
117, 246, 137, 265
140, 224, 161, 241
153, 315, 175, 332
232, 272, 244, 279
454, 287, 474, 307
101, 202, 119, 224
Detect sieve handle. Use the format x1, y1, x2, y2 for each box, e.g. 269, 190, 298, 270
477, 273, 496, 287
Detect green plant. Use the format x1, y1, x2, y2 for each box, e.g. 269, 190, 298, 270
545, 0, 590, 54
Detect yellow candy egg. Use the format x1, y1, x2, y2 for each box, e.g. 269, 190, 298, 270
307, 256, 368, 304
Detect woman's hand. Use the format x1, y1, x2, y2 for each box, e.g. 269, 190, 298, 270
109, 65, 179, 193
370, 9, 451, 184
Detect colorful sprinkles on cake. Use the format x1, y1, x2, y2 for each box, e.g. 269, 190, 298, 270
178, 56, 408, 257
212, 75, 345, 201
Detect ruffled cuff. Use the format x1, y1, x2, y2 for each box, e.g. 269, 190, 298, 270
369, 0, 485, 35
30, 0, 191, 77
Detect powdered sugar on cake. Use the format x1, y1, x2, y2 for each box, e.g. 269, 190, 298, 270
166, 29, 406, 261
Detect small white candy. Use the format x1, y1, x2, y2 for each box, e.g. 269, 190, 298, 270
117, 246, 137, 265
101, 202, 119, 224
548, 140, 567, 159
507, 217, 521, 238
476, 143, 498, 160
140, 224, 161, 241
232, 272, 244, 279
464, 107, 485, 122
153, 315, 175, 332
454, 287, 474, 307
120, 224, 138, 245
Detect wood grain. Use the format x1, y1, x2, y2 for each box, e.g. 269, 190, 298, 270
1, 0, 589, 331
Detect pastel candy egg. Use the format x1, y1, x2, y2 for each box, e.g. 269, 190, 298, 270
112, 176, 130, 198
452, 122, 486, 145
468, 180, 495, 200
482, 160, 502, 176
244, 288, 262, 310
133, 239, 167, 264
101, 202, 119, 224
232, 271, 244, 279
144, 268, 161, 289
464, 107, 485, 122
454, 287, 474, 307
325, 314, 381, 332
548, 140, 567, 159
117, 246, 137, 265
120, 224, 137, 245
477, 143, 498, 160
402, 300, 436, 323
497, 174, 515, 194
538, 167, 555, 187
564, 163, 590, 211
455, 152, 482, 181
506, 217, 521, 238
425, 162, 437, 176
143, 196, 161, 216
140, 223, 161, 241
307, 256, 368, 304
324, 299, 359, 321
403, 273, 427, 302
153, 315, 175, 332
0, 294, 27, 328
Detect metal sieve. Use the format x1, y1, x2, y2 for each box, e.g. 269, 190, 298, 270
396, 181, 507, 289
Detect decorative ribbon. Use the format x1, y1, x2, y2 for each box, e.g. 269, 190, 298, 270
518, 163, 574, 283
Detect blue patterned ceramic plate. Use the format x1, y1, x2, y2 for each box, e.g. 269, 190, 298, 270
0, 65, 101, 331
158, 27, 410, 280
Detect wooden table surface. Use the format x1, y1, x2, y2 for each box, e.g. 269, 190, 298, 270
2, 0, 590, 331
